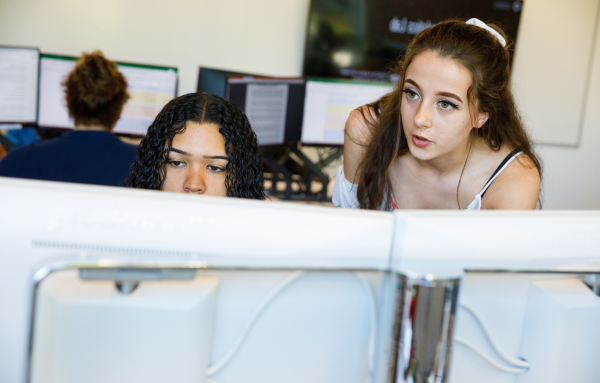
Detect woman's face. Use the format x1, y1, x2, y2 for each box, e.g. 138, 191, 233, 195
162, 122, 228, 196
400, 50, 487, 162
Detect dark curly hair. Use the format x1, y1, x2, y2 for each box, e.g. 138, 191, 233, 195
63, 50, 129, 129
125, 92, 265, 199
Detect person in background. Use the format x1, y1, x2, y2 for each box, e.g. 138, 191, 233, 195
0, 51, 136, 186
125, 92, 265, 199
335, 19, 542, 211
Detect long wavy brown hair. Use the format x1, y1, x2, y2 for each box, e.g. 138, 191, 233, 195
355, 19, 542, 210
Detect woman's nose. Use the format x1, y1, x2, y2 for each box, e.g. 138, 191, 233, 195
183, 170, 206, 194
414, 101, 433, 129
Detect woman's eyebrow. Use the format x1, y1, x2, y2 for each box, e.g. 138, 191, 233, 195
170, 148, 189, 156
204, 155, 229, 160
437, 92, 463, 103
404, 78, 463, 103
404, 79, 420, 88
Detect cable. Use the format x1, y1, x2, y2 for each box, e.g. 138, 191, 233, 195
206, 271, 378, 382
455, 337, 528, 374
206, 271, 305, 377
459, 302, 530, 369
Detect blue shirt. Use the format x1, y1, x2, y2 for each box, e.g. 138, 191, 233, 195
0, 130, 137, 187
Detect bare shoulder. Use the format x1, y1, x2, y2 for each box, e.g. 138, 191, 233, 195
481, 153, 541, 210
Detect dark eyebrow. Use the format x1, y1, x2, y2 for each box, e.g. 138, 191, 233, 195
437, 92, 463, 103
169, 148, 189, 156
404, 79, 420, 89
204, 155, 229, 161
404, 78, 463, 103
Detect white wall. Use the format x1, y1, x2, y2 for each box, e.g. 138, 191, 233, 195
0, 0, 310, 95
1, 0, 599, 208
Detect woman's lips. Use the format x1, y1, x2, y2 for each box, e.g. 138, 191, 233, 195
412, 134, 432, 148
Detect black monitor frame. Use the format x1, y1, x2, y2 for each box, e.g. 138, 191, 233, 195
226, 76, 305, 147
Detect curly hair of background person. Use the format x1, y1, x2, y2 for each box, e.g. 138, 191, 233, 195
125, 92, 265, 199
63, 50, 129, 128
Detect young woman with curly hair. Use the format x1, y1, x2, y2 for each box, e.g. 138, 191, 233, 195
126, 92, 265, 199
334, 19, 542, 211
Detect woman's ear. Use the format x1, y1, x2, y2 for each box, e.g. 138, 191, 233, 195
475, 112, 489, 129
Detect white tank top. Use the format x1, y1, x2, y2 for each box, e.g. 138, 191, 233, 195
332, 150, 523, 211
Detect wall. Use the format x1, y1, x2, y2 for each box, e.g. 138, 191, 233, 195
1, 0, 599, 208
0, 0, 310, 95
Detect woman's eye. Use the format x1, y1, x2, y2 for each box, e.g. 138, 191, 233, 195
403, 89, 419, 100
208, 165, 225, 172
169, 160, 185, 167
438, 101, 457, 110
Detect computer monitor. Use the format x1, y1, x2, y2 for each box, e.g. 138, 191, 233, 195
0, 177, 391, 383
303, 0, 524, 81
226, 77, 305, 146
0, 46, 40, 125
37, 54, 178, 135
300, 78, 393, 146
2, 177, 600, 383
197, 67, 255, 98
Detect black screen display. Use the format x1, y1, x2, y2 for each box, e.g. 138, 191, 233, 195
303, 0, 524, 81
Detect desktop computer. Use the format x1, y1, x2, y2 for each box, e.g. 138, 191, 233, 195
226, 76, 305, 146
300, 78, 393, 146
0, 177, 599, 383
37, 54, 178, 135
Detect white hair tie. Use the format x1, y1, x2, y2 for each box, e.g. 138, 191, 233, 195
466, 18, 506, 47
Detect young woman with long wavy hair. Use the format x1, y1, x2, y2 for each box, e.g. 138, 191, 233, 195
334, 19, 542, 210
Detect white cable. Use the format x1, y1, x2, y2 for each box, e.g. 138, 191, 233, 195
455, 337, 528, 374
206, 271, 305, 377
354, 272, 378, 381
459, 302, 530, 369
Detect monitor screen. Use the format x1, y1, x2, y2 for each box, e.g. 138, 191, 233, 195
303, 0, 523, 81
0, 46, 40, 124
38, 54, 178, 135
197, 67, 255, 98
300, 78, 392, 146
227, 77, 305, 146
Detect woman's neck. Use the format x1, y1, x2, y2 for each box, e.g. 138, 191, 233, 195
73, 123, 111, 132
410, 138, 473, 177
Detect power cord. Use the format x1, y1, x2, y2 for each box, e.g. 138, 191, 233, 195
206, 271, 377, 383
457, 302, 530, 373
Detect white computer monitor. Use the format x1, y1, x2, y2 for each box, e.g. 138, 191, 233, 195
37, 54, 178, 135
1, 177, 599, 383
0, 177, 392, 383
300, 78, 393, 146
0, 46, 40, 124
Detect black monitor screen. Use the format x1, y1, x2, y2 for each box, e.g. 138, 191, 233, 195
197, 67, 255, 98
303, 0, 523, 81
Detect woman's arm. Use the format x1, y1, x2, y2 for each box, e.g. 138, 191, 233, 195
481, 155, 541, 209
343, 106, 377, 184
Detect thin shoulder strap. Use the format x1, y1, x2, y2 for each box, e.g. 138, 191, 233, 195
479, 149, 523, 198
